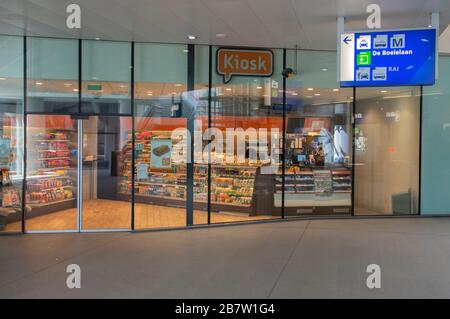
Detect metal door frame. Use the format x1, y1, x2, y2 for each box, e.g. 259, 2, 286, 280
26, 117, 131, 233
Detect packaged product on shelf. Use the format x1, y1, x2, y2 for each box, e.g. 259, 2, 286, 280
2, 188, 20, 207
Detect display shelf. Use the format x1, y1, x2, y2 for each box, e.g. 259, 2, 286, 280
28, 198, 75, 207
26, 129, 76, 213
331, 170, 352, 192
120, 131, 258, 209
32, 139, 70, 143
133, 181, 186, 188
29, 185, 74, 192
32, 166, 71, 171
32, 157, 70, 161
275, 168, 351, 195
27, 174, 69, 180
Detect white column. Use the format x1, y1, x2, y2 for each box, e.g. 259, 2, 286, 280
337, 17, 345, 82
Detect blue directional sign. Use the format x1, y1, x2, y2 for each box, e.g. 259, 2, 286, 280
340, 28, 436, 87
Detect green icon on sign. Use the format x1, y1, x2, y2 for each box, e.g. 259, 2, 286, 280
357, 51, 371, 66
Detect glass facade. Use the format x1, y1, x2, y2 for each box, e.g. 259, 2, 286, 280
0, 34, 449, 233
285, 50, 353, 217
25, 38, 79, 231
354, 87, 420, 215
27, 38, 79, 114
422, 55, 450, 215
133, 43, 188, 229
82, 40, 132, 115
0, 36, 23, 232
208, 46, 284, 223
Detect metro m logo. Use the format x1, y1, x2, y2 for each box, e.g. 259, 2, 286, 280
217, 48, 273, 83
390, 34, 405, 49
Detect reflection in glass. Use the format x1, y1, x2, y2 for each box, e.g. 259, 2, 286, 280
81, 116, 131, 230
208, 47, 284, 223
283, 50, 353, 217
354, 86, 420, 215
82, 40, 131, 115
25, 115, 78, 231
0, 35, 23, 233
133, 43, 189, 229
422, 56, 450, 214
27, 38, 79, 113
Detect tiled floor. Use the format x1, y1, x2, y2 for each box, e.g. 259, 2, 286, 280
1, 217, 450, 298
5, 199, 273, 232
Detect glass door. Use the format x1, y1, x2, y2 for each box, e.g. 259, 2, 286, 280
25, 115, 79, 232
80, 116, 132, 231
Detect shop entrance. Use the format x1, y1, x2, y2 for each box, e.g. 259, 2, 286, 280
24, 115, 132, 232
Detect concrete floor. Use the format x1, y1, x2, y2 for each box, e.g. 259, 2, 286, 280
1, 217, 450, 298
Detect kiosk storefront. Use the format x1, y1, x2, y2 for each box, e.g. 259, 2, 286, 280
0, 32, 446, 234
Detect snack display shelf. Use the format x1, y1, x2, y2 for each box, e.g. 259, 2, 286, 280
332, 170, 352, 192
33, 140, 70, 143
27, 174, 69, 180
26, 130, 76, 213
32, 166, 71, 171
27, 198, 75, 207
31, 185, 74, 192
274, 170, 315, 195
274, 168, 352, 195
120, 131, 259, 209
273, 168, 352, 209
32, 157, 70, 161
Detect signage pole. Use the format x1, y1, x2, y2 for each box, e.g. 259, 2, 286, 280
337, 17, 345, 82
431, 12, 439, 79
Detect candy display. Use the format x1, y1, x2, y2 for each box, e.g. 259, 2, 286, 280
27, 177, 73, 192
2, 188, 20, 207
26, 128, 76, 208
33, 158, 70, 169
119, 130, 257, 208
29, 188, 73, 204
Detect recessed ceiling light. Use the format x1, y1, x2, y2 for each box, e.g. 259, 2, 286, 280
187, 35, 197, 40
321, 68, 328, 72
314, 93, 321, 96
64, 83, 72, 87
292, 92, 298, 96
215, 33, 227, 38
119, 85, 127, 88
256, 86, 263, 90
73, 88, 79, 92
333, 88, 339, 92
175, 83, 183, 87
381, 90, 387, 93
95, 37, 101, 41
225, 88, 232, 91
183, 49, 189, 53
36, 82, 43, 86
147, 92, 153, 96
307, 88, 314, 91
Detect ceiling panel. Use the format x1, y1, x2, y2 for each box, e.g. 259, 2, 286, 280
204, 0, 276, 44
0, 0, 449, 50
